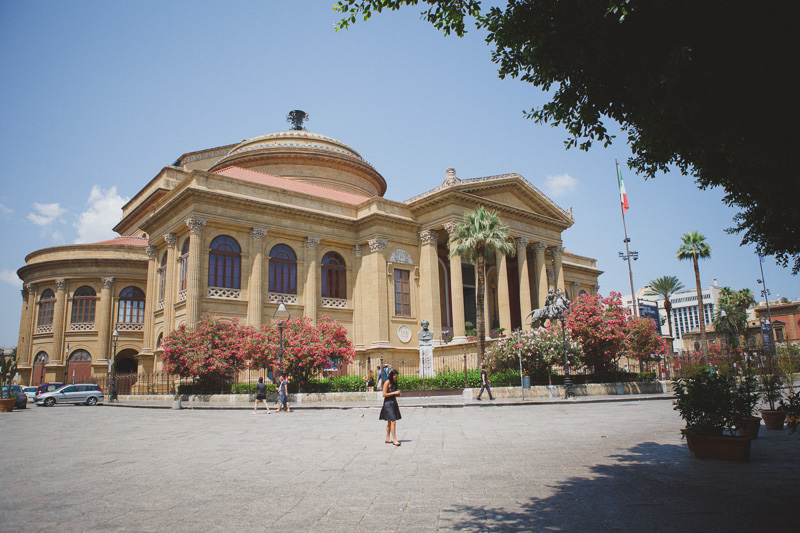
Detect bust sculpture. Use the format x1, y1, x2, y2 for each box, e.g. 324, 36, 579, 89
417, 320, 434, 346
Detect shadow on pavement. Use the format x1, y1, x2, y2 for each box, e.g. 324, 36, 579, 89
443, 439, 798, 531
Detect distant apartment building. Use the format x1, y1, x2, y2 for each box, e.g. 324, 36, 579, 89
622, 283, 721, 352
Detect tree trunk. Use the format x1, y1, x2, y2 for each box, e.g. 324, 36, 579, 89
476, 252, 486, 364
665, 298, 674, 338
693, 256, 708, 363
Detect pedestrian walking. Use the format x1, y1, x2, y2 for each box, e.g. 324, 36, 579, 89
477, 364, 494, 400
375, 365, 384, 389
365, 371, 375, 392
277, 374, 291, 413
253, 377, 271, 414
379, 369, 401, 446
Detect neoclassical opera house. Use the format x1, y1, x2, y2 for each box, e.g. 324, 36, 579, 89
15, 112, 601, 385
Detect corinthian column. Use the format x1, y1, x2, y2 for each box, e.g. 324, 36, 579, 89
552, 245, 565, 292
445, 224, 466, 342
17, 285, 34, 364
163, 233, 178, 333
496, 250, 512, 334
515, 237, 532, 329
248, 227, 268, 327
418, 229, 442, 345
52, 279, 67, 366
141, 245, 158, 355
303, 236, 320, 323
352, 244, 365, 349
363, 237, 390, 347
533, 242, 548, 309
185, 217, 206, 328
97, 277, 114, 362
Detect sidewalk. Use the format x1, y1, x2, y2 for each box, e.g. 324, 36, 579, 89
109, 390, 674, 410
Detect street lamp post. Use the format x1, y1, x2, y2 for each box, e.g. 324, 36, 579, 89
273, 298, 291, 377
110, 326, 119, 401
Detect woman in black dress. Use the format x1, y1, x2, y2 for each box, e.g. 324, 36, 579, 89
380, 369, 401, 446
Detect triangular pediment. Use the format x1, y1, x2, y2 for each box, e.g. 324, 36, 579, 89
406, 172, 573, 227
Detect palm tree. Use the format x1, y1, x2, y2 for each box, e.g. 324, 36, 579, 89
677, 231, 712, 362
644, 275, 685, 339
713, 299, 747, 372
449, 207, 515, 362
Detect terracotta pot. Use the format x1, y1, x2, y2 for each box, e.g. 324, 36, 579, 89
686, 434, 751, 462
760, 409, 786, 430
0, 398, 15, 412
735, 416, 761, 439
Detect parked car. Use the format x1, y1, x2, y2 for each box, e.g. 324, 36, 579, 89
36, 384, 104, 407
23, 386, 37, 402
35, 382, 64, 400
1, 385, 27, 409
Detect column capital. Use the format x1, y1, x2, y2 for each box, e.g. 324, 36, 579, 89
102, 277, 115, 289
305, 236, 321, 249
25, 282, 36, 293
367, 237, 387, 253
146, 245, 158, 259
56, 279, 67, 291
550, 245, 564, 259
353, 244, 362, 258
251, 227, 269, 241
533, 241, 547, 254
186, 217, 207, 233
419, 229, 438, 245
165, 233, 178, 247
515, 237, 529, 250
593, 284, 600, 294
21, 288, 28, 300
444, 222, 458, 236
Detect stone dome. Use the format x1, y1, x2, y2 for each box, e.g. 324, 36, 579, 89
208, 129, 387, 198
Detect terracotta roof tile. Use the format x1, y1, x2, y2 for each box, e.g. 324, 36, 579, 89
214, 166, 370, 205
92, 237, 148, 246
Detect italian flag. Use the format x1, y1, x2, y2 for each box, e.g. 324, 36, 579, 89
617, 166, 629, 214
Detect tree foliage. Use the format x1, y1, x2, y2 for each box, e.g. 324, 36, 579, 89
335, 0, 800, 272
624, 315, 668, 363
448, 206, 515, 360
565, 292, 628, 377
486, 324, 583, 376
161, 313, 355, 388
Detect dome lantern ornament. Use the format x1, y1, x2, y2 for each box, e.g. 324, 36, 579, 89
287, 109, 309, 130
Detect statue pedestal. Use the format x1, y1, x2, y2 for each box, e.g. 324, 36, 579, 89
418, 345, 435, 377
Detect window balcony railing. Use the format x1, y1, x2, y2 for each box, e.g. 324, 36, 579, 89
268, 292, 297, 304
117, 323, 144, 332
321, 297, 348, 309
208, 287, 241, 299
36, 324, 53, 334
70, 322, 95, 332
178, 289, 187, 302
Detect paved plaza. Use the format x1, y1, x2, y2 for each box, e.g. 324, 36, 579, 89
1, 399, 798, 532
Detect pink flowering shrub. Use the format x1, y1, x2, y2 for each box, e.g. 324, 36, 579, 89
161, 313, 354, 387
485, 322, 583, 376
625, 315, 669, 363
566, 292, 628, 377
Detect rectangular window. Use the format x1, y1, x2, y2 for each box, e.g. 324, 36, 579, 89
394, 269, 411, 316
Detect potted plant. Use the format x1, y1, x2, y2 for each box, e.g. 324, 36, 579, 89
673, 370, 751, 461
780, 390, 800, 433
0, 353, 18, 412
732, 375, 761, 438
759, 374, 786, 430
465, 322, 478, 341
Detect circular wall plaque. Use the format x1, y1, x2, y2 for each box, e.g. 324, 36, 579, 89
397, 325, 412, 343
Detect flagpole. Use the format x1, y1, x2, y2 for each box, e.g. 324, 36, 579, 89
617, 159, 638, 317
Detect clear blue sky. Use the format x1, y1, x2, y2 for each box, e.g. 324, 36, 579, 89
0, 0, 796, 347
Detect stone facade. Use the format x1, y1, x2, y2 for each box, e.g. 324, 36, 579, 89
14, 121, 602, 385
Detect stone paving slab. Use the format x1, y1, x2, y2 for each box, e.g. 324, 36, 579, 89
1, 400, 798, 531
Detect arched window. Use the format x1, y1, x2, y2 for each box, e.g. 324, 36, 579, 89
68, 349, 92, 362
269, 244, 297, 294
34, 352, 49, 364
71, 286, 96, 323
321, 252, 346, 299
118, 286, 145, 323
158, 252, 168, 303
37, 289, 55, 326
179, 238, 190, 291
208, 236, 241, 289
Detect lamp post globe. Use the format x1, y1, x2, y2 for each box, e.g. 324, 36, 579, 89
110, 326, 119, 401
273, 298, 291, 377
